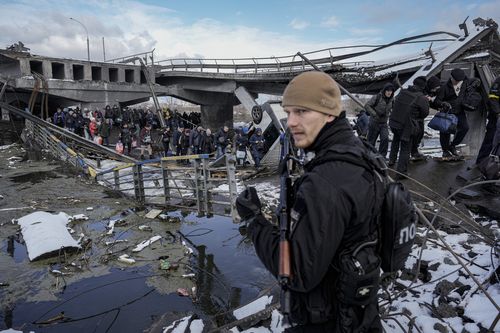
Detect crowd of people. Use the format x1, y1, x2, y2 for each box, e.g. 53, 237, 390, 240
47, 104, 268, 165
353, 68, 497, 179
46, 68, 499, 173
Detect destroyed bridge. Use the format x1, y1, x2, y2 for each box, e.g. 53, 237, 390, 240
0, 17, 499, 152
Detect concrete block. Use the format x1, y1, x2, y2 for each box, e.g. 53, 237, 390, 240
118, 68, 125, 83
19, 58, 31, 75
84, 64, 92, 81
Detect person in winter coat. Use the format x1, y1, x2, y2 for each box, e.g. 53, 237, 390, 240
215, 125, 230, 158
236, 72, 382, 332
65, 110, 76, 132
74, 110, 85, 137
199, 128, 215, 154
161, 127, 172, 156
249, 128, 265, 168
388, 76, 429, 178
89, 117, 98, 139
121, 107, 131, 125
98, 118, 112, 145
120, 123, 133, 155
53, 108, 65, 127
139, 123, 153, 160
353, 109, 370, 139
365, 83, 394, 158
173, 127, 184, 157
179, 128, 191, 164
434, 68, 469, 157
476, 76, 500, 164
408, 75, 441, 159
93, 108, 103, 123
189, 126, 203, 154
112, 104, 121, 126
235, 127, 249, 165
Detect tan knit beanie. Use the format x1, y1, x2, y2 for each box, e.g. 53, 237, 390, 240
282, 71, 341, 116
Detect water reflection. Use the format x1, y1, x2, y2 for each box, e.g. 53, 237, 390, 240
179, 212, 275, 327
1, 210, 274, 332
5, 234, 27, 263
4, 307, 12, 328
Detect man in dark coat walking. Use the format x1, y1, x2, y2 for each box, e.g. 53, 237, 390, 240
388, 76, 429, 178
237, 71, 382, 332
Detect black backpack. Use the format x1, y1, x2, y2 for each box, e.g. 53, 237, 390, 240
311, 140, 417, 273
462, 78, 482, 112
389, 88, 418, 132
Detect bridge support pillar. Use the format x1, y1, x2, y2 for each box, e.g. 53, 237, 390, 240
201, 103, 233, 131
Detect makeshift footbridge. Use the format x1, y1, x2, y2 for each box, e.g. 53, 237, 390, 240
0, 101, 238, 218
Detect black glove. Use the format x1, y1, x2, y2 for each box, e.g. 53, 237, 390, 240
236, 187, 262, 220
440, 102, 452, 113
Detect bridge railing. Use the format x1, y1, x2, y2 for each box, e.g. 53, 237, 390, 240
153, 31, 464, 75
95, 154, 238, 218
155, 46, 377, 74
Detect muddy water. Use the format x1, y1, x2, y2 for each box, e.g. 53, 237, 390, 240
0, 144, 275, 332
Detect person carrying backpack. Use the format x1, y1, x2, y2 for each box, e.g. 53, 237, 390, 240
365, 83, 394, 158
236, 72, 384, 332
388, 76, 429, 178
353, 108, 369, 139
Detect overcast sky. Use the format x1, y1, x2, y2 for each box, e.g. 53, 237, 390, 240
1, 0, 499, 63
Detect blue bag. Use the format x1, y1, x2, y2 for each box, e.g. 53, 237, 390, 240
427, 112, 458, 134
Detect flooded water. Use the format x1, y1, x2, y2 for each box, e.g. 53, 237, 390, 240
1, 215, 274, 332
0, 144, 276, 332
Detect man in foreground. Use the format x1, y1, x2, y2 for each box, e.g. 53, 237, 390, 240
237, 71, 382, 332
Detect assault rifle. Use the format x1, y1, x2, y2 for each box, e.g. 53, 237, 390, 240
278, 130, 293, 317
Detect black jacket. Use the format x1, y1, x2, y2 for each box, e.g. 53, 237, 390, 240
389, 85, 429, 140
248, 115, 382, 331
435, 78, 468, 114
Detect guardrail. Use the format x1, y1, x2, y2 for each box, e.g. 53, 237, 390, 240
155, 48, 376, 74
154, 33, 459, 75
95, 154, 238, 218
24, 120, 98, 177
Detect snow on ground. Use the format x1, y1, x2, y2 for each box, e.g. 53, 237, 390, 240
0, 143, 18, 151
167, 180, 499, 332
385, 221, 499, 332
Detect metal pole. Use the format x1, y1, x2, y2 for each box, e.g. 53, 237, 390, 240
70, 17, 90, 62
102, 37, 106, 62
296, 52, 366, 110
